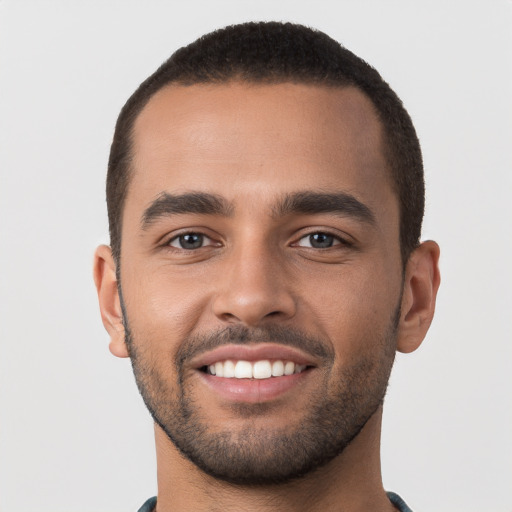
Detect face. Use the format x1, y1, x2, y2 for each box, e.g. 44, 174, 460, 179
118, 83, 404, 484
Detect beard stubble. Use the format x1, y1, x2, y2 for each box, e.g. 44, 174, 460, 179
123, 309, 399, 486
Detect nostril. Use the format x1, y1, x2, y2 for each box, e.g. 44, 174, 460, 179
212, 288, 297, 326
219, 312, 240, 323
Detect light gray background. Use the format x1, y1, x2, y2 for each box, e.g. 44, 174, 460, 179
1, 1, 511, 511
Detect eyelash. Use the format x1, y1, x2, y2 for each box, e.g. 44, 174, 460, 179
164, 229, 352, 251
166, 232, 218, 250
293, 231, 352, 249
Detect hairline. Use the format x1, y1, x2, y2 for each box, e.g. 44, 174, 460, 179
115, 78, 403, 266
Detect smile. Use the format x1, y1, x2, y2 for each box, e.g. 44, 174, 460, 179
192, 343, 318, 403
205, 359, 308, 379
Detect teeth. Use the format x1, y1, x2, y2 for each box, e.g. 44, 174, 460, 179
223, 360, 236, 378
284, 361, 295, 375
234, 360, 253, 379
271, 360, 284, 377
253, 360, 272, 379
215, 361, 224, 377
206, 360, 307, 379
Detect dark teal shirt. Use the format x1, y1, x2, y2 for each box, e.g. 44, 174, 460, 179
138, 492, 413, 511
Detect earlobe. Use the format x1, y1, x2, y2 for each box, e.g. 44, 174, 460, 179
397, 241, 441, 354
93, 245, 129, 358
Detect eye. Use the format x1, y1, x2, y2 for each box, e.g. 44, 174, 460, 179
168, 233, 214, 250
296, 232, 342, 249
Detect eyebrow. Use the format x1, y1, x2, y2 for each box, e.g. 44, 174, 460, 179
274, 191, 375, 225
141, 190, 375, 229
141, 192, 233, 229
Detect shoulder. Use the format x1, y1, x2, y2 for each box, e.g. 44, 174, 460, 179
387, 491, 414, 512
137, 496, 157, 512
138, 493, 412, 511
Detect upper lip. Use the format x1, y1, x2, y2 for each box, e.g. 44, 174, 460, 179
190, 343, 318, 369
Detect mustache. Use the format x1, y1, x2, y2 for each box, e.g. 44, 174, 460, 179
176, 324, 334, 369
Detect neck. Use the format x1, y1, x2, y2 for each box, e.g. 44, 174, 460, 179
154, 407, 396, 512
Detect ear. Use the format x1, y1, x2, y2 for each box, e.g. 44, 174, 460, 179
93, 245, 129, 358
397, 240, 441, 353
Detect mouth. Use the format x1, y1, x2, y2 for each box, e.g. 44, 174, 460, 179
201, 359, 308, 379
192, 344, 317, 403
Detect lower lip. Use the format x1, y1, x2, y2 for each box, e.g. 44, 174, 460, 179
198, 370, 311, 403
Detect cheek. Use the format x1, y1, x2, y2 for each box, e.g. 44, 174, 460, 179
122, 268, 211, 352
299, 262, 401, 359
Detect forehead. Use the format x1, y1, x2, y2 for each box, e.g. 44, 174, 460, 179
128, 82, 394, 217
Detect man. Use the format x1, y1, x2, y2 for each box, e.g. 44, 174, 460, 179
94, 21, 440, 512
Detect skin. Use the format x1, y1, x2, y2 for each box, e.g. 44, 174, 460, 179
94, 82, 440, 512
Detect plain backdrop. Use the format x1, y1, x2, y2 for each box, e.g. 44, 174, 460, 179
1, 1, 511, 511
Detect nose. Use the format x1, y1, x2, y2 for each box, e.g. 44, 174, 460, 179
212, 243, 297, 327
